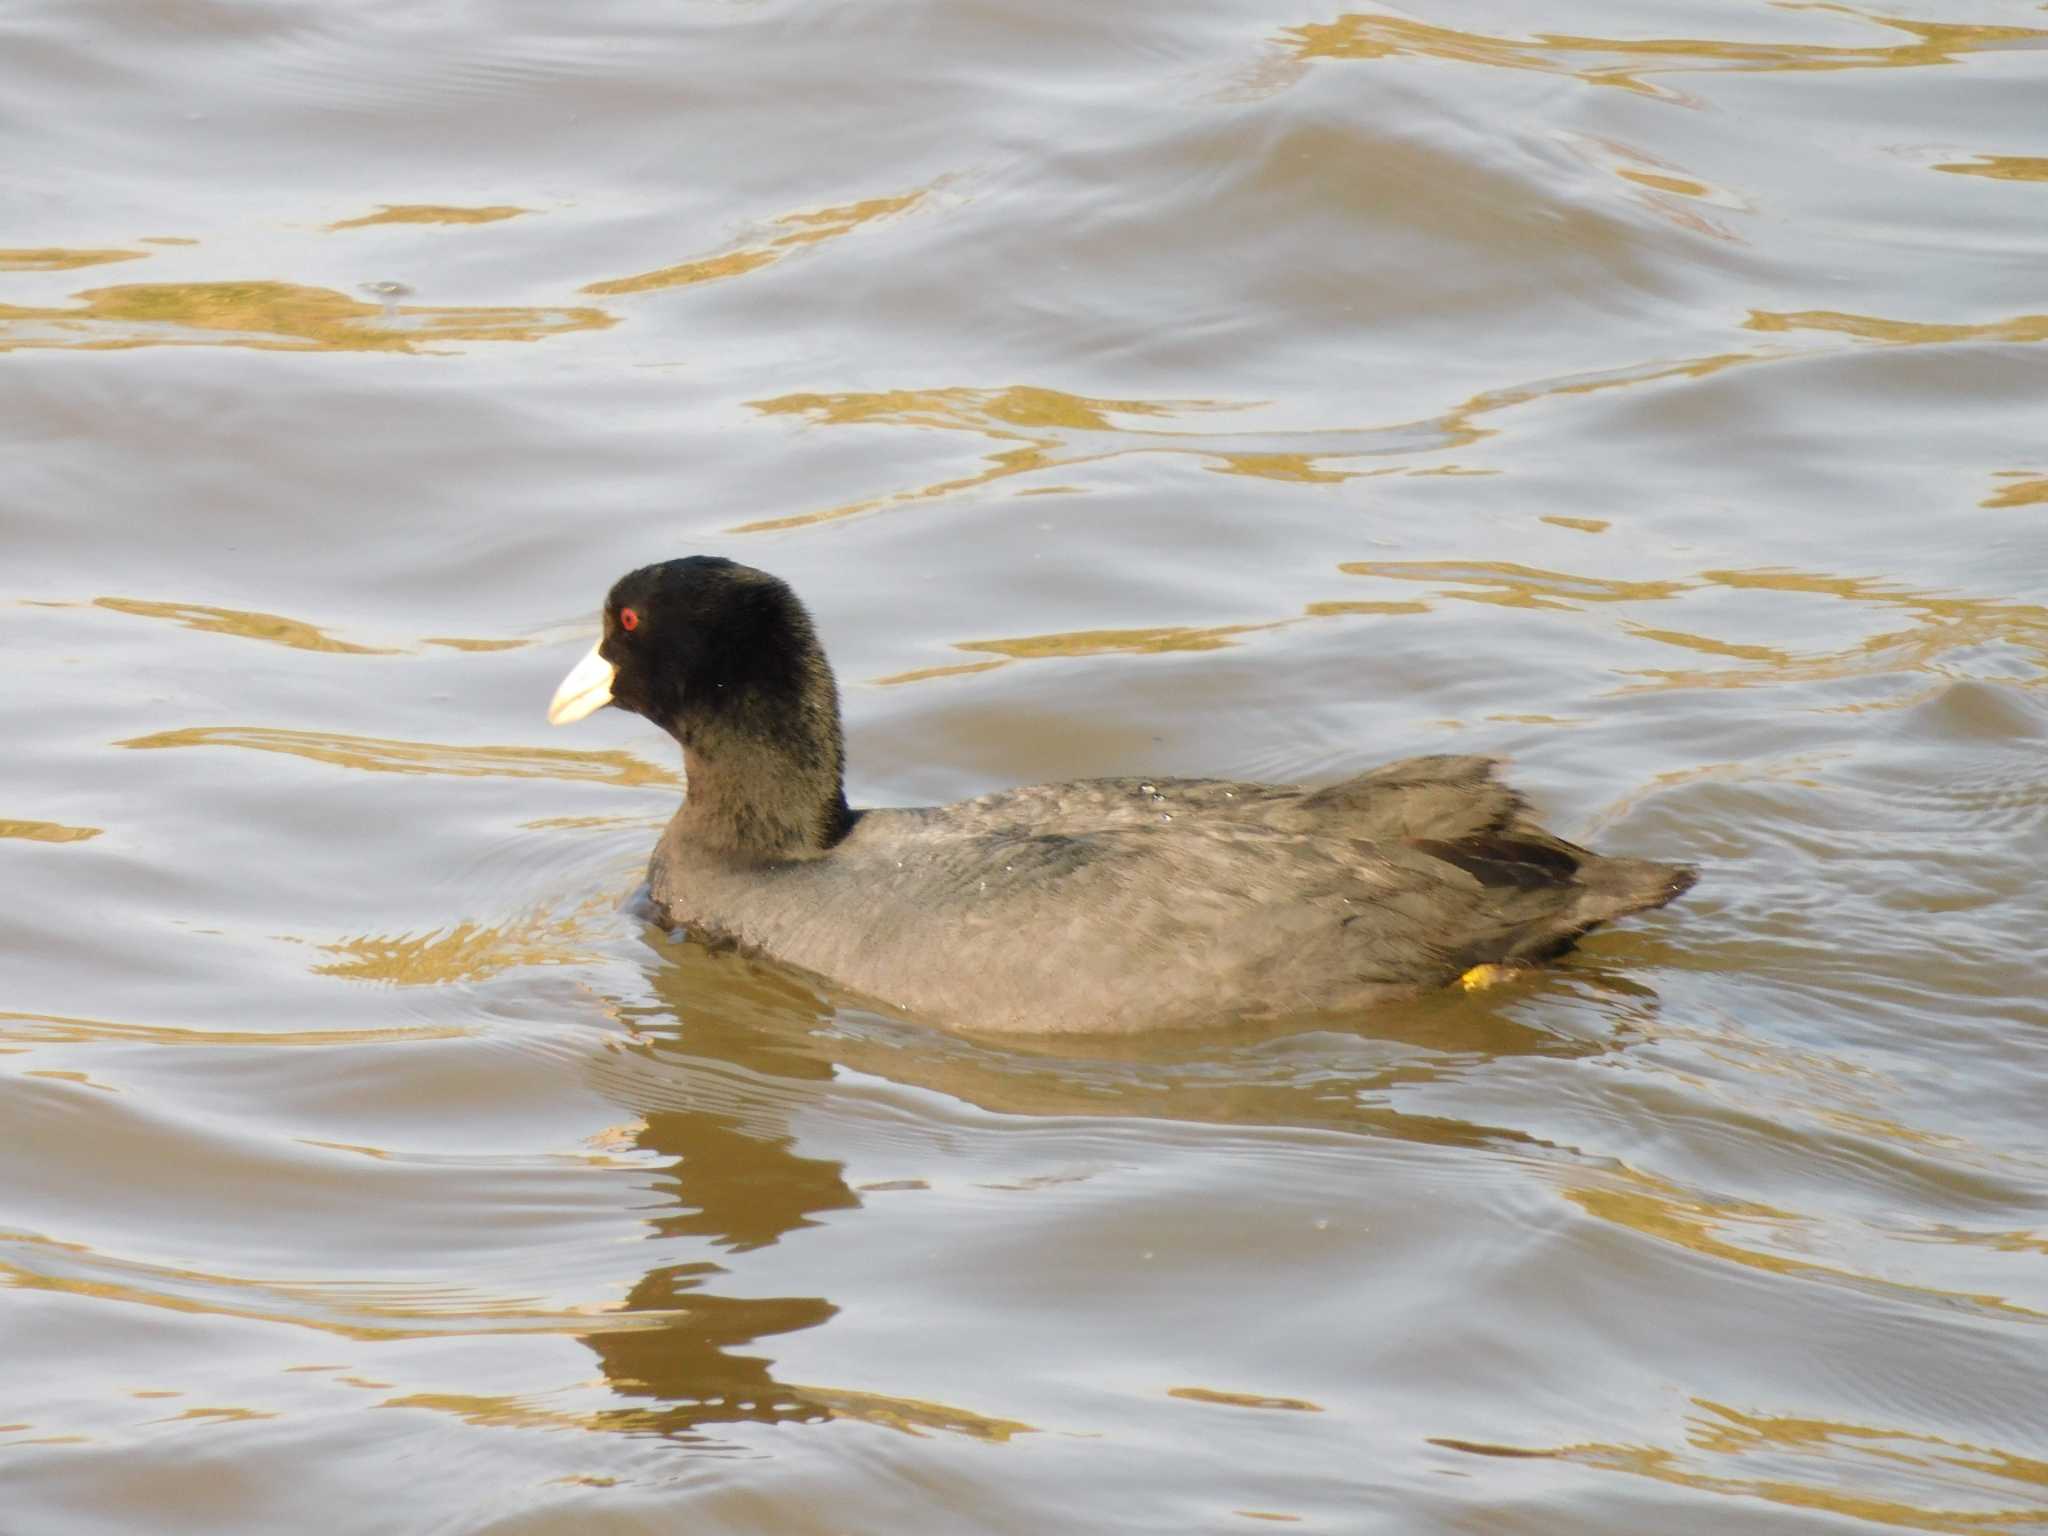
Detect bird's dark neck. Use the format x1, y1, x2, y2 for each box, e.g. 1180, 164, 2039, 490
666, 683, 851, 865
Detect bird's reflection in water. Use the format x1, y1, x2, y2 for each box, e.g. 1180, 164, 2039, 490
576, 1135, 848, 1439
576, 940, 1038, 1444
573, 927, 1671, 1443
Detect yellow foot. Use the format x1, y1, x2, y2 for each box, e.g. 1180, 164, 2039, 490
1457, 963, 1517, 992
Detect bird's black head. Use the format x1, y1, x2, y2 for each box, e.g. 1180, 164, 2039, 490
551, 557, 811, 732
549, 556, 850, 858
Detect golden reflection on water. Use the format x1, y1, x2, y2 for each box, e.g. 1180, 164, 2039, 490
872, 619, 1300, 683
519, 814, 661, 832
0, 280, 613, 354
420, 636, 532, 652
0, 1009, 465, 1048
1629, 627, 1794, 667
1301, 599, 1431, 617
377, 1383, 1030, 1443
1168, 1387, 1322, 1412
1982, 478, 2048, 510
1208, 452, 1360, 484
22, 1069, 117, 1093
0, 820, 101, 844
1278, 9, 2048, 103
871, 618, 1294, 686
1565, 1170, 2043, 1323
1933, 156, 2048, 183
582, 191, 924, 297
1616, 170, 1712, 198
144, 1406, 271, 1425
806, 1387, 1033, 1441
1625, 570, 2048, 698
1805, 1107, 1976, 1157
729, 352, 1780, 535
1341, 560, 1688, 610
314, 904, 608, 987
876, 553, 2045, 701
1748, 309, 2048, 345
117, 726, 679, 789
0, 1230, 683, 1345
1913, 1226, 2048, 1259
734, 383, 1479, 533
95, 597, 396, 655
590, 248, 779, 295
89, 608, 540, 654
328, 204, 533, 230
963, 622, 1279, 660
374, 1390, 717, 1436
758, 309, 2048, 539
0, 247, 148, 272
1345, 562, 2047, 700
758, 382, 1189, 432
1438, 1397, 2048, 1533
1560, 132, 1750, 239
869, 657, 1011, 686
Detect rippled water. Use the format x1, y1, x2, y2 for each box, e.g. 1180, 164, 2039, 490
5, 0, 2046, 1530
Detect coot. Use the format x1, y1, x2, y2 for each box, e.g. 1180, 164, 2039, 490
550, 557, 1694, 1033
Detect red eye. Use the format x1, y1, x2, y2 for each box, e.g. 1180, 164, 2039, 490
619, 607, 640, 632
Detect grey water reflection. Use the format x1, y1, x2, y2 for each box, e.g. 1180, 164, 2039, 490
574, 948, 1046, 1443
560, 935, 1657, 1444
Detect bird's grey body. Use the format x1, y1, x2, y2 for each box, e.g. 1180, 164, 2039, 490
649, 756, 1690, 1034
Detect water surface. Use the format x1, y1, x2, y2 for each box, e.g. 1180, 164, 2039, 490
4, 0, 2046, 1530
